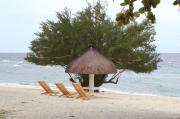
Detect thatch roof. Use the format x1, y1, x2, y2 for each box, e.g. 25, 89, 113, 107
65, 47, 117, 74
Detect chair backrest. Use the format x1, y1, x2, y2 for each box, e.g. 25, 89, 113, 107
38, 80, 54, 93
72, 83, 87, 97
55, 81, 70, 95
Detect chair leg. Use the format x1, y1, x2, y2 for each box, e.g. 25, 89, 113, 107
41, 92, 48, 95
75, 95, 81, 98
66, 94, 74, 98
49, 92, 59, 96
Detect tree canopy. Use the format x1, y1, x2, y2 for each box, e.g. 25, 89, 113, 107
116, 0, 180, 26
25, 2, 161, 87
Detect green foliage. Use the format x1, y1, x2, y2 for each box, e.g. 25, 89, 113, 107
116, 0, 160, 26
116, 0, 180, 26
109, 21, 161, 73
25, 2, 161, 87
0, 110, 12, 119
116, 0, 162, 25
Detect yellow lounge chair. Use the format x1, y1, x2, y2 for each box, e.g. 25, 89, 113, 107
72, 83, 92, 99
38, 80, 58, 96
55, 81, 73, 97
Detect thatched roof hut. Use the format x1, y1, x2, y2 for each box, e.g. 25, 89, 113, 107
65, 47, 117, 74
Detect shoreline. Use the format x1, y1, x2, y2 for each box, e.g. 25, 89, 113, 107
0, 83, 179, 99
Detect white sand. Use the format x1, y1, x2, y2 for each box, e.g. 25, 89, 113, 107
0, 86, 180, 119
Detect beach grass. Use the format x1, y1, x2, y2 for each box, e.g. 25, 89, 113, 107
0, 110, 14, 119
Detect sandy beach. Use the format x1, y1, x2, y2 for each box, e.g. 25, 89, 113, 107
0, 86, 180, 119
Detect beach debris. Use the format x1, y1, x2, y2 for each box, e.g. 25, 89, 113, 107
69, 115, 75, 118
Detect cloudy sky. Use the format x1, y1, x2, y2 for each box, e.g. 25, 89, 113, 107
0, 0, 179, 53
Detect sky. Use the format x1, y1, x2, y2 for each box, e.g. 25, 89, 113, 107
0, 0, 179, 53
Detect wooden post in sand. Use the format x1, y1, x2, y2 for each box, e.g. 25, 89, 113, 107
89, 74, 94, 94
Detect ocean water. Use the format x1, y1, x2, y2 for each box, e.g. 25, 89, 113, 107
0, 53, 180, 97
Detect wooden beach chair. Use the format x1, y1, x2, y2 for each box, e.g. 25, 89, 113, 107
38, 80, 58, 96
55, 81, 73, 97
72, 83, 92, 99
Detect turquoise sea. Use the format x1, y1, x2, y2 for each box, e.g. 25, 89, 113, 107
0, 53, 180, 97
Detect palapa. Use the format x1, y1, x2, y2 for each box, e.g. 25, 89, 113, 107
65, 47, 117, 74
65, 46, 117, 94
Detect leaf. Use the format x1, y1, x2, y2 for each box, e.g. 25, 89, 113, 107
124, 0, 129, 4
139, 7, 145, 13
120, 3, 126, 6
133, 12, 140, 17
151, 0, 160, 8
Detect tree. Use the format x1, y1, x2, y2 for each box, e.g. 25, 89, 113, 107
115, 0, 180, 26
25, 2, 161, 87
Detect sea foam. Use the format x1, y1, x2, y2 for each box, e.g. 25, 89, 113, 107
1, 60, 10, 62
